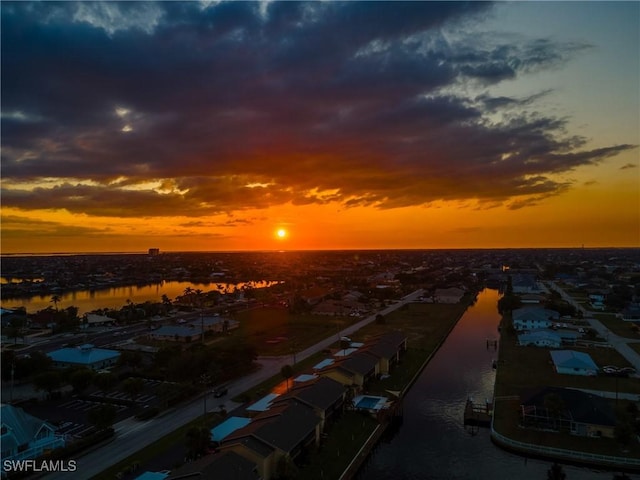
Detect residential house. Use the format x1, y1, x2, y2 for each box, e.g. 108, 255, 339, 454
433, 287, 465, 304
511, 274, 543, 294
47, 344, 120, 370
549, 350, 598, 376
271, 377, 346, 430
512, 307, 559, 331
517, 330, 562, 348
363, 331, 408, 374
149, 326, 202, 342
318, 352, 379, 391
1, 404, 65, 465
221, 402, 321, 480
188, 316, 239, 333
82, 313, 116, 328
520, 386, 616, 438
167, 450, 260, 480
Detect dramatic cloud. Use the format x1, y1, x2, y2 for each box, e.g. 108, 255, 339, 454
1, 1, 636, 218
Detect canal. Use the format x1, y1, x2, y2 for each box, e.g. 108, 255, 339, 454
356, 288, 612, 480
0, 280, 279, 315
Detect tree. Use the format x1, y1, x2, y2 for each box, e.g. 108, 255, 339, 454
33, 371, 62, 399
543, 393, 565, 430
185, 426, 210, 459
50, 294, 62, 311
281, 364, 294, 393
615, 421, 634, 448
69, 368, 96, 394
93, 372, 117, 394
88, 404, 117, 430
5, 317, 26, 345
547, 462, 566, 480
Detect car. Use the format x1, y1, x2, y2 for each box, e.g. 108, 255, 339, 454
213, 387, 228, 398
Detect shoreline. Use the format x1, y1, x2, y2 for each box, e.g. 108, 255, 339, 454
338, 291, 479, 480
490, 305, 640, 473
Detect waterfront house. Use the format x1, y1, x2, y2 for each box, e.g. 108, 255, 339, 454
47, 344, 120, 370
520, 386, 616, 438
166, 450, 259, 480
318, 352, 379, 390
512, 307, 559, 331
363, 331, 408, 374
1, 404, 65, 465
221, 402, 321, 479
271, 376, 346, 430
517, 330, 562, 348
549, 350, 598, 376
433, 287, 465, 304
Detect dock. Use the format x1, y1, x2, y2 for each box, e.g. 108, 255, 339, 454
464, 398, 493, 428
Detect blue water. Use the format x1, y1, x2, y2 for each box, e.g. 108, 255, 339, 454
357, 396, 382, 409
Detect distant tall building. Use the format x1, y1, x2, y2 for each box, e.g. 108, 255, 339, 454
148, 248, 160, 255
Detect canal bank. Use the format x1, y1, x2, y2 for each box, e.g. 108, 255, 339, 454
336, 292, 479, 480
355, 288, 614, 480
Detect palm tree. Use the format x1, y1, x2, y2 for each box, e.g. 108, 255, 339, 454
547, 462, 566, 480
50, 295, 62, 312
281, 364, 294, 393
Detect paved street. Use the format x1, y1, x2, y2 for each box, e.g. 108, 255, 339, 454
548, 281, 640, 371
43, 289, 424, 479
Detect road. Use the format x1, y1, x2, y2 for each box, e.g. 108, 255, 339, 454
548, 281, 640, 372
43, 289, 424, 479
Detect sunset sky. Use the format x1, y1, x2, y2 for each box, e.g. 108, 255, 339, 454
1, 1, 638, 253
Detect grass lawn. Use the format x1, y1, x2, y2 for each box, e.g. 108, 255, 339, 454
493, 323, 640, 460
350, 300, 470, 349
232, 350, 328, 403
92, 412, 224, 480
593, 313, 640, 340
298, 411, 378, 480
233, 307, 360, 356
93, 296, 474, 479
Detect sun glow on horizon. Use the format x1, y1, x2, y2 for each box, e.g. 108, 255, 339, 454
276, 228, 288, 239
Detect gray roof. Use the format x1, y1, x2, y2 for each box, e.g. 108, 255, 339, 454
253, 402, 320, 453
521, 386, 615, 427
167, 451, 259, 480
365, 342, 398, 359
152, 326, 200, 337
274, 377, 345, 411
341, 352, 378, 376
226, 402, 320, 455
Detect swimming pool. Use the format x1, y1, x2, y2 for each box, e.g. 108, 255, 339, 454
354, 395, 387, 410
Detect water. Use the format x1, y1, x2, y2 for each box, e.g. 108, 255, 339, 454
357, 289, 616, 480
0, 280, 279, 315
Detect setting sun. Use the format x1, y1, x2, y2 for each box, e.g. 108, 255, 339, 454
276, 228, 287, 239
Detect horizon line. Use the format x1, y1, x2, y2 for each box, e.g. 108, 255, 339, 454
2, 245, 640, 257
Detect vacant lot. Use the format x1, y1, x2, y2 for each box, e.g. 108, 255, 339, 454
593, 313, 640, 340
233, 307, 360, 356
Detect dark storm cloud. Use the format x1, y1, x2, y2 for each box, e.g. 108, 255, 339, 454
1, 1, 636, 217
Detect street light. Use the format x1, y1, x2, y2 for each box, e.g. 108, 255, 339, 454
200, 374, 211, 423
